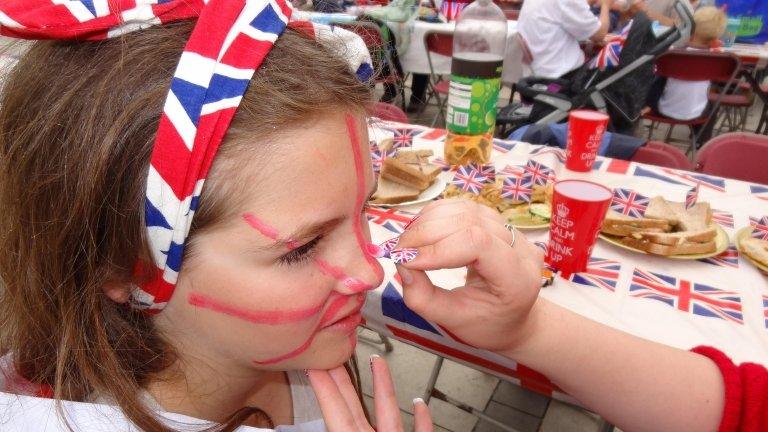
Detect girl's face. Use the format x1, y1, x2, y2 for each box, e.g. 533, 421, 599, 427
155, 111, 384, 372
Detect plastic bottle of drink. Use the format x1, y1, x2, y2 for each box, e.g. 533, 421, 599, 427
444, 0, 507, 166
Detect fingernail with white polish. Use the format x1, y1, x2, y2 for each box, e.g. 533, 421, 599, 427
390, 247, 418, 264
369, 354, 380, 371
413, 398, 425, 405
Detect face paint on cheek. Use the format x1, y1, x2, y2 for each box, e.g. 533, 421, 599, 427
345, 113, 385, 283
187, 292, 323, 325
252, 334, 317, 366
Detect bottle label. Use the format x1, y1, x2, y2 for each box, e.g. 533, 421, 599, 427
446, 56, 503, 135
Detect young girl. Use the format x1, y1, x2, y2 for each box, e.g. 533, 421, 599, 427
0, 1, 430, 430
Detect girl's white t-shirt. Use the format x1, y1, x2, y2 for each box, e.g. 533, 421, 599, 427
0, 356, 326, 432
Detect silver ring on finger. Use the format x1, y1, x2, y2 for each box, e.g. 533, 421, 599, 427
503, 223, 517, 248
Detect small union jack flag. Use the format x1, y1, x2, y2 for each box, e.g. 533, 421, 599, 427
590, 20, 632, 70
685, 184, 699, 210
750, 216, 768, 241
698, 246, 739, 269
610, 188, 649, 218
431, 157, 452, 171
370, 142, 394, 174
711, 209, 734, 229
530, 146, 567, 164
391, 128, 420, 149
389, 248, 418, 264
499, 165, 524, 177
450, 165, 488, 194
523, 160, 554, 187
630, 268, 743, 324
493, 139, 516, 153
570, 257, 621, 292
501, 174, 532, 203
470, 163, 496, 184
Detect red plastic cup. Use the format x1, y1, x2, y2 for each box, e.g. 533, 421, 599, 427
546, 180, 612, 278
565, 110, 609, 172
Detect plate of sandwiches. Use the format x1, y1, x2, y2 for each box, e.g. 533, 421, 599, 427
735, 227, 768, 272
370, 149, 447, 207
599, 196, 728, 259
442, 179, 553, 230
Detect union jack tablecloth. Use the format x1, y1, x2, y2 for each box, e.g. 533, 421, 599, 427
361, 120, 768, 405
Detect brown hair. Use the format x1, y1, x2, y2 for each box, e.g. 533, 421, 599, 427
0, 20, 371, 431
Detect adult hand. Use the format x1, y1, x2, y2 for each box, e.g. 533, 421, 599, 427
308, 355, 433, 431
395, 199, 545, 354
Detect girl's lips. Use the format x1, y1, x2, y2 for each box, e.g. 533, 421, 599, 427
323, 311, 362, 333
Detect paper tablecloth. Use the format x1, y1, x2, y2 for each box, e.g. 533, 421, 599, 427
362, 119, 768, 405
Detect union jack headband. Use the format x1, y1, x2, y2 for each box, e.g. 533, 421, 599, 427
1, 0, 372, 313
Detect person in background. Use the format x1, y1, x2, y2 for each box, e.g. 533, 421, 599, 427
518, 0, 612, 79
646, 5, 726, 141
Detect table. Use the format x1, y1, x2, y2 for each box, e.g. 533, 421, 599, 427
724, 42, 768, 67
361, 119, 768, 405
387, 19, 528, 87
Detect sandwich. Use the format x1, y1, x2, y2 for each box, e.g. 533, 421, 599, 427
371, 148, 442, 205
739, 237, 768, 268
601, 196, 717, 256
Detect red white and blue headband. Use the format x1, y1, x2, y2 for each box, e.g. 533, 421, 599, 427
0, 0, 373, 313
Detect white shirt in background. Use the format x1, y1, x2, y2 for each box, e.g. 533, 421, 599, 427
658, 47, 711, 120
658, 78, 710, 120
517, 0, 601, 78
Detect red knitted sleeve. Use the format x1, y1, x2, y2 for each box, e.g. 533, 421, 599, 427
692, 346, 768, 432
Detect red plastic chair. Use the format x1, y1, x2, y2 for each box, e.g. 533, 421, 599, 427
631, 141, 694, 170
372, 102, 409, 123
642, 50, 741, 159
424, 30, 453, 127
695, 132, 768, 184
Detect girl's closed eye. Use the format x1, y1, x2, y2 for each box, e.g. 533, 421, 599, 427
278, 236, 322, 266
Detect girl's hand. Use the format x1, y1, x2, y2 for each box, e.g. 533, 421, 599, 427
395, 199, 545, 353
308, 355, 433, 431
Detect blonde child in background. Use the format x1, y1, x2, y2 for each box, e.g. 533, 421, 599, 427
647, 6, 727, 124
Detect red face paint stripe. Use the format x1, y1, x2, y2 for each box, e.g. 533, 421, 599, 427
242, 213, 280, 241
315, 258, 372, 293
188, 292, 323, 325
344, 113, 384, 283
252, 333, 317, 365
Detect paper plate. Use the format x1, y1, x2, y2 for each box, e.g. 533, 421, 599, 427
735, 226, 768, 273
373, 177, 447, 208
598, 224, 729, 260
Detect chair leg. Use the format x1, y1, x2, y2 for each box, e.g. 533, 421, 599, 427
758, 105, 768, 134
422, 356, 444, 403
664, 123, 675, 142
357, 330, 394, 352
647, 121, 655, 140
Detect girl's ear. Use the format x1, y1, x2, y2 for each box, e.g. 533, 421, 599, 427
102, 281, 131, 304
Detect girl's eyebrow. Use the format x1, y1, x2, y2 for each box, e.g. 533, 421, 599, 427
258, 217, 344, 251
